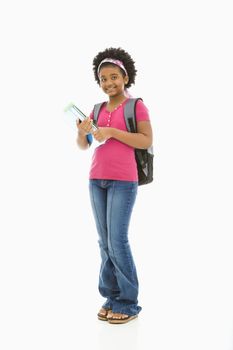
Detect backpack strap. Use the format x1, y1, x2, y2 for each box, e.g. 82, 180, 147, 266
124, 98, 143, 133
93, 102, 105, 125
124, 98, 147, 168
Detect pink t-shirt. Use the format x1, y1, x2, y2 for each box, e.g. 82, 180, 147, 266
89, 98, 150, 181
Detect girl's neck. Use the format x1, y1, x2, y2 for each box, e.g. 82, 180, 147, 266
107, 93, 128, 107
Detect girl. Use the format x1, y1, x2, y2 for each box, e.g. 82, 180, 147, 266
76, 47, 153, 324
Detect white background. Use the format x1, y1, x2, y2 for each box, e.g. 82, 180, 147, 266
0, 0, 233, 349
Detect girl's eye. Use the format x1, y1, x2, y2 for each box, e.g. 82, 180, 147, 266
100, 75, 118, 83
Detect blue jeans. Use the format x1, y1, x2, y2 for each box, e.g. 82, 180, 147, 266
89, 179, 142, 316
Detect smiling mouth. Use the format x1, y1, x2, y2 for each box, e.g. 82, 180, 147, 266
106, 87, 116, 92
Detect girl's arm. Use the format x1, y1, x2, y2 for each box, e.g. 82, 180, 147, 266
93, 121, 153, 149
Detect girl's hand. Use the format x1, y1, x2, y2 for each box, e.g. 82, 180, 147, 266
76, 118, 94, 135
93, 127, 113, 143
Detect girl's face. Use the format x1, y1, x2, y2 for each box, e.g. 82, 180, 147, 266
99, 65, 129, 98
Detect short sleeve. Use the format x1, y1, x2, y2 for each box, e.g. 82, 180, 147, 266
135, 99, 150, 122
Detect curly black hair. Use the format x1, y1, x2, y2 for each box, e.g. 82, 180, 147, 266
92, 47, 137, 89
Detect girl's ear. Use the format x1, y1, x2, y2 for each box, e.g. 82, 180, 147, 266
124, 76, 129, 85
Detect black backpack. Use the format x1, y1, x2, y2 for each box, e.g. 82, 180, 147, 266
93, 98, 154, 186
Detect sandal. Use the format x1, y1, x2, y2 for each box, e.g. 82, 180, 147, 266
107, 312, 138, 324
97, 307, 112, 321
